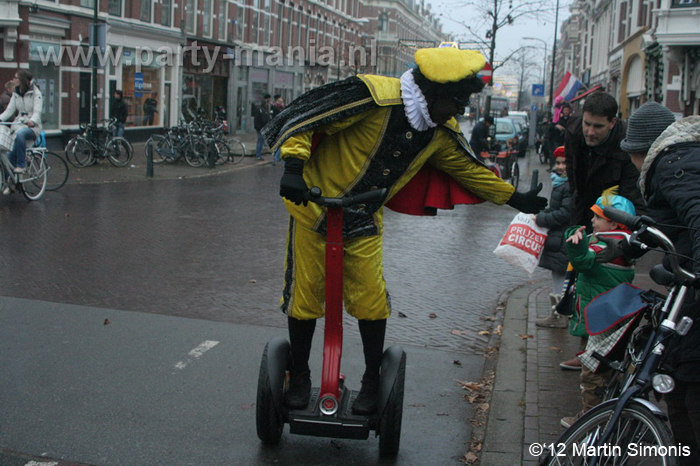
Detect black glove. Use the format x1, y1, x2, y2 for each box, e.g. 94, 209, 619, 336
506, 183, 548, 214
594, 235, 646, 263
280, 157, 309, 206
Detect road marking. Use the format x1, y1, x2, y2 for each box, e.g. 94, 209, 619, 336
25, 462, 58, 466
174, 340, 219, 370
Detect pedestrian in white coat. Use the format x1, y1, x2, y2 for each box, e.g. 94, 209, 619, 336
0, 69, 43, 174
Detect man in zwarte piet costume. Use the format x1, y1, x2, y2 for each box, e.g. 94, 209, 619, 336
262, 47, 548, 414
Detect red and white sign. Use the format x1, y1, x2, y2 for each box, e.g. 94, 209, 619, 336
478, 62, 493, 85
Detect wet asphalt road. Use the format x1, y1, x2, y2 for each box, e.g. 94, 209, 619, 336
0, 152, 548, 465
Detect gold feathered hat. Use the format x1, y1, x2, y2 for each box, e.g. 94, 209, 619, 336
414, 48, 486, 83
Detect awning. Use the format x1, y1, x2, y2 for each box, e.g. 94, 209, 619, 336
570, 84, 603, 102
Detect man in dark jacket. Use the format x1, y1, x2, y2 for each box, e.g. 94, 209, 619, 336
622, 107, 700, 465
565, 92, 644, 230
142, 92, 158, 126
254, 93, 272, 160
110, 90, 128, 137
469, 115, 493, 155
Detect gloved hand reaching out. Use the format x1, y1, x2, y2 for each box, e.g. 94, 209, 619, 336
506, 183, 548, 214
280, 157, 309, 206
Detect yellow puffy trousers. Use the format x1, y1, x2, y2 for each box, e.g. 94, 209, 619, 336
281, 217, 391, 321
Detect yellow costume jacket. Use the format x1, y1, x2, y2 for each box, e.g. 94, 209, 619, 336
263, 74, 515, 238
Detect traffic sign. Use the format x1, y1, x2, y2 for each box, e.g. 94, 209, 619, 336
532, 84, 545, 96
478, 62, 493, 85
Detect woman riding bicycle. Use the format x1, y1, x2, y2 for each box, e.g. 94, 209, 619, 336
0, 69, 42, 186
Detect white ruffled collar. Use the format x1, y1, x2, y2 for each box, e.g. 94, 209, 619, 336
400, 69, 437, 132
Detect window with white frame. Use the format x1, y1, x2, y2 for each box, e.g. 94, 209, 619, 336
237, 5, 245, 41
252, 10, 259, 43
108, 0, 122, 16
203, 0, 213, 36
186, 0, 197, 34
162, 0, 172, 26
218, 0, 227, 40
140, 0, 152, 22
81, 0, 95, 8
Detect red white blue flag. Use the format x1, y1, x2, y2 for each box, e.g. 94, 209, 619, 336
555, 72, 584, 102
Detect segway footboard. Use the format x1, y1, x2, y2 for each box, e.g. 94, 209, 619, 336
289, 387, 371, 439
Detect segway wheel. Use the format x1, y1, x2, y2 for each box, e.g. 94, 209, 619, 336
256, 342, 285, 444
378, 351, 406, 456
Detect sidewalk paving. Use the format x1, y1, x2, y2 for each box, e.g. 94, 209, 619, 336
481, 259, 662, 465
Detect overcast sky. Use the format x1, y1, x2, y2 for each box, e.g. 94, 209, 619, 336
433, 0, 574, 70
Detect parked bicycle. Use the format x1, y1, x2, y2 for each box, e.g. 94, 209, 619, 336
540, 207, 698, 466
65, 118, 133, 168
0, 122, 48, 200
145, 120, 208, 167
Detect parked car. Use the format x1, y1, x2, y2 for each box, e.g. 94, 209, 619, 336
507, 111, 530, 131
493, 117, 528, 157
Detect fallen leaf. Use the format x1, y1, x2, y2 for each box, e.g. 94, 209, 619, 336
477, 402, 490, 411
478, 330, 490, 336
249, 279, 257, 283
398, 311, 408, 318
409, 403, 426, 407
473, 442, 483, 452
103, 318, 111, 325
494, 324, 503, 335
519, 334, 534, 339
429, 312, 437, 318
550, 346, 560, 351
481, 316, 497, 322
453, 360, 462, 366
450, 329, 469, 336
463, 451, 479, 463
458, 380, 484, 391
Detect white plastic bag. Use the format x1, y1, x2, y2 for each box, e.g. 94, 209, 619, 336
0, 125, 15, 152
493, 213, 549, 274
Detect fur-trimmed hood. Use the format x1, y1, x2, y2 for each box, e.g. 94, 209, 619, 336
640, 116, 700, 198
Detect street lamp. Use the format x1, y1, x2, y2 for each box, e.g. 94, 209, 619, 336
523, 37, 547, 86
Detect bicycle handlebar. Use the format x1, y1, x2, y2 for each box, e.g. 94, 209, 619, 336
307, 187, 388, 208
603, 206, 696, 283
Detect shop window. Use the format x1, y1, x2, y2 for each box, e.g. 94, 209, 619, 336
29, 44, 60, 130
108, 0, 122, 16
122, 57, 162, 127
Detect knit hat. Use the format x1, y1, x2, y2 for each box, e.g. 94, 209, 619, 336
620, 102, 676, 153
553, 146, 566, 160
590, 186, 636, 221
414, 48, 486, 83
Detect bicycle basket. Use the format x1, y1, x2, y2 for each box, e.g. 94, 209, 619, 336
0, 125, 16, 152
579, 283, 648, 373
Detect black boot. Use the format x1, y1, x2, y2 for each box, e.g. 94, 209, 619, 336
284, 317, 316, 409
352, 319, 386, 415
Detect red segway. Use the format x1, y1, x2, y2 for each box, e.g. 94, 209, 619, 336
256, 187, 407, 456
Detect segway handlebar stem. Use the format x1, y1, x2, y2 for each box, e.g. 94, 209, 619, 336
307, 187, 388, 208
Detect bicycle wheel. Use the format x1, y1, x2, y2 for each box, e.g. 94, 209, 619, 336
228, 138, 246, 164
509, 161, 519, 190
540, 401, 678, 466
20, 151, 47, 200
67, 137, 94, 167
43, 151, 69, 191
537, 139, 548, 164
185, 139, 207, 167
106, 137, 133, 167
145, 135, 173, 164
214, 139, 230, 165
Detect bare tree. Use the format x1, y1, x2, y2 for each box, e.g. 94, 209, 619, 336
440, 0, 555, 115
